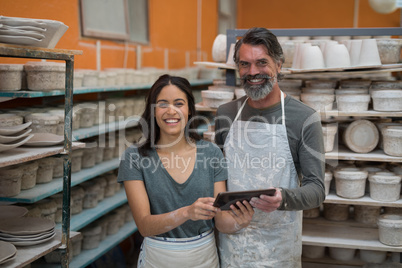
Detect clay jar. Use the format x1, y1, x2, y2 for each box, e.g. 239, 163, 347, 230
353, 205, 381, 226
322, 123, 338, 152
81, 224, 102, 250
381, 126, 402, 157
377, 214, 402, 246
303, 207, 320, 218
0, 64, 24, 91
0, 166, 23, 197
24, 61, 66, 91
71, 186, 85, 215
324, 203, 350, 221
334, 168, 368, 199
336, 94, 371, 112
81, 146, 97, 169
36, 158, 56, 184
343, 120, 379, 154
24, 113, 60, 134
368, 172, 401, 202
0, 113, 24, 127
80, 181, 101, 209
35, 199, 58, 221
18, 160, 39, 190
300, 93, 335, 111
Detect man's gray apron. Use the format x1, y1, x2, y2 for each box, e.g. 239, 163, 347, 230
219, 92, 302, 268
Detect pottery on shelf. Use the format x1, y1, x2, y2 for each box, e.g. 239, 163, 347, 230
305, 80, 338, 89
358, 39, 382, 66
368, 172, 401, 202
376, 39, 402, 64
201, 90, 234, 108
329, 247, 356, 261
300, 93, 335, 111
0, 64, 24, 91
302, 245, 326, 259
339, 79, 371, 89
336, 94, 370, 112
322, 123, 338, 152
359, 249, 387, 264
24, 61, 66, 91
371, 89, 402, 112
343, 120, 379, 154
377, 214, 402, 246
71, 186, 85, 215
0, 166, 23, 197
0, 113, 24, 128
300, 45, 325, 69
353, 205, 381, 226
324, 170, 333, 196
81, 224, 102, 250
303, 207, 320, 219
24, 113, 60, 134
324, 43, 351, 68
382, 126, 402, 157
323, 203, 350, 221
333, 168, 368, 199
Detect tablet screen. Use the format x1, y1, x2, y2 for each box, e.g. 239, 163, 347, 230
213, 189, 276, 210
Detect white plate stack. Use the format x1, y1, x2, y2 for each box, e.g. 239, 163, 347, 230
0, 16, 68, 48
0, 216, 56, 246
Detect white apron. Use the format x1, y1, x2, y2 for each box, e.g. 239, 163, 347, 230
138, 229, 219, 268
219, 92, 302, 268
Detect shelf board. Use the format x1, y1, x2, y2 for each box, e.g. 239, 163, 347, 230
321, 110, 402, 118
1, 230, 80, 268
0, 158, 120, 203
69, 221, 137, 268
0, 142, 85, 168
325, 148, 402, 163
0, 79, 213, 98
302, 222, 402, 252
324, 193, 402, 208
72, 118, 140, 140
60, 189, 128, 232
195, 102, 218, 112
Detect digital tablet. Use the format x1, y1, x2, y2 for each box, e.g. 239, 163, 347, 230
213, 189, 276, 210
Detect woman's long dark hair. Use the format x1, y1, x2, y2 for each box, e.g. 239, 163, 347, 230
138, 74, 201, 156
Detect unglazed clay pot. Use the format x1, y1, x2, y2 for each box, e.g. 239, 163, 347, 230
324, 170, 333, 196
300, 93, 334, 111
329, 247, 356, 261
324, 203, 350, 221
359, 249, 387, 264
302, 245, 326, 259
334, 168, 368, 198
336, 94, 370, 112
377, 214, 402, 246
368, 172, 401, 202
322, 123, 338, 153
382, 126, 402, 157
371, 90, 402, 112
353, 205, 381, 226
343, 120, 379, 154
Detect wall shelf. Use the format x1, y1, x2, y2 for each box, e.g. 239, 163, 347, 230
0, 79, 213, 99
302, 222, 401, 252
325, 148, 402, 163
324, 193, 402, 208
0, 158, 119, 203
0, 142, 85, 168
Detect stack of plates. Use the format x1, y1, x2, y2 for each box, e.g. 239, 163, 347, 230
0, 240, 16, 265
0, 16, 68, 48
0, 217, 56, 246
0, 121, 33, 153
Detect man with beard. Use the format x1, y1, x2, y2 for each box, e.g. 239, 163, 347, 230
214, 27, 326, 267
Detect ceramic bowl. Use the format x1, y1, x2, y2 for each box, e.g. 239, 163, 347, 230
212, 34, 227, 62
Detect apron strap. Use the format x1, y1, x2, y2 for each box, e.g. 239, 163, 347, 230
234, 91, 286, 125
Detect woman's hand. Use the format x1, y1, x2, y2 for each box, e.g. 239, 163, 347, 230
228, 200, 254, 231
185, 197, 219, 221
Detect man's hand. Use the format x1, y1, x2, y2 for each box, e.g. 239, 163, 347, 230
249, 188, 282, 213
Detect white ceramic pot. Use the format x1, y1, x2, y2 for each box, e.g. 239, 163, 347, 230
359, 39, 382, 66
81, 147, 97, 169
201, 90, 234, 108
93, 176, 107, 201
336, 94, 370, 112
368, 172, 401, 202
300, 45, 325, 69
212, 34, 227, 62
324, 43, 351, 68
343, 120, 379, 153
25, 113, 60, 134
302, 245, 326, 259
300, 93, 334, 111
359, 249, 387, 264
334, 168, 368, 198
377, 214, 402, 246
371, 89, 402, 112
24, 62, 66, 91
0, 64, 24, 91
382, 125, 402, 156
322, 123, 338, 153
329, 247, 356, 261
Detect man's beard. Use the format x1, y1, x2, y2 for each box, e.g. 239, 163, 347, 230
241, 74, 276, 101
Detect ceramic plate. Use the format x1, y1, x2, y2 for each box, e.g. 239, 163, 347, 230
0, 134, 34, 153
9, 232, 55, 246
0, 228, 54, 239
0, 29, 45, 39
0, 241, 17, 264
0, 16, 46, 28
0, 205, 28, 220
0, 128, 32, 143
23, 133, 64, 147
0, 121, 32, 135
2, 24, 47, 32
0, 35, 42, 46
0, 229, 55, 242
0, 217, 55, 235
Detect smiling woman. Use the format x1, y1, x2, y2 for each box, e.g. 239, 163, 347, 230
117, 74, 255, 268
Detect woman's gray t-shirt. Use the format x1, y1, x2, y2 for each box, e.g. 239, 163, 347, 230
117, 139, 227, 238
